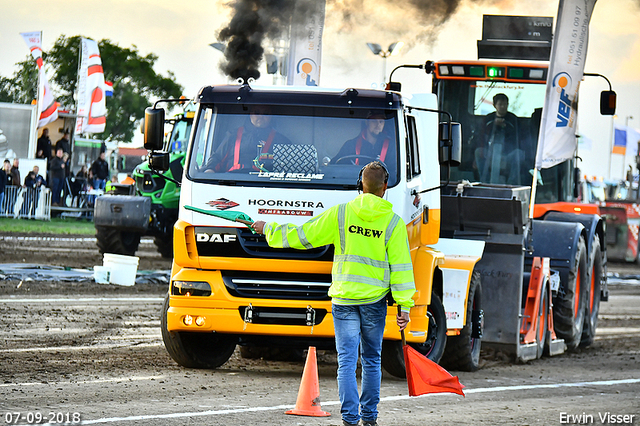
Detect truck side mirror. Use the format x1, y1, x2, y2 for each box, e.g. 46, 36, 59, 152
144, 107, 165, 150
573, 167, 582, 199
148, 152, 170, 172
600, 91, 616, 116
438, 122, 462, 167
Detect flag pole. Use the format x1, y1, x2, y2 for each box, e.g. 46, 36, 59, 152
74, 39, 83, 140
34, 33, 43, 153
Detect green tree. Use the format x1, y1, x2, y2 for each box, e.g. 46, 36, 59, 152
0, 35, 183, 143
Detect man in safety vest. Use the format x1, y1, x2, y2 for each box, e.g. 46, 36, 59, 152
204, 105, 291, 173
252, 161, 415, 426
332, 111, 396, 170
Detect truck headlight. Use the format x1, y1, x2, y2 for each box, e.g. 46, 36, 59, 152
171, 281, 212, 297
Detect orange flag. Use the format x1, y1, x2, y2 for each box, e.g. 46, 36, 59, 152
403, 345, 465, 397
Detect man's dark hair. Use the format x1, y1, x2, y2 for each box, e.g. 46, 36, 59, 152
362, 161, 389, 195
493, 93, 509, 104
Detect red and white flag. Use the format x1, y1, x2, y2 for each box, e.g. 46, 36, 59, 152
535, 0, 598, 169
20, 31, 59, 128
76, 38, 106, 134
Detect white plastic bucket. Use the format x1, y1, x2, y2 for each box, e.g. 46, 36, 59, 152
93, 265, 111, 284
103, 253, 139, 286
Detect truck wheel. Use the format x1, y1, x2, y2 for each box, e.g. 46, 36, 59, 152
160, 295, 237, 369
381, 293, 447, 378
154, 236, 173, 259
580, 237, 602, 347
95, 226, 141, 256
537, 282, 549, 359
441, 272, 482, 371
553, 235, 587, 351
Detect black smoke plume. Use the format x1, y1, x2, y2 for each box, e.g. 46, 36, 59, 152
218, 0, 321, 81
218, 0, 491, 81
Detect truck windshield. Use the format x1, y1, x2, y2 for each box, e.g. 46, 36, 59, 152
438, 79, 574, 203
167, 118, 192, 154
186, 104, 399, 189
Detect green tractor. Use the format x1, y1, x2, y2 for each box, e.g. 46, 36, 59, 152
94, 107, 194, 258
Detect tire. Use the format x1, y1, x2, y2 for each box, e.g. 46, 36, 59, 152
382, 293, 447, 378
441, 272, 482, 371
154, 233, 173, 259
95, 226, 141, 256
581, 237, 602, 347
553, 235, 587, 351
537, 282, 549, 359
160, 294, 237, 369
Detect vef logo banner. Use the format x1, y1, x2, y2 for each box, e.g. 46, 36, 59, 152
535, 0, 597, 169
286, 1, 325, 86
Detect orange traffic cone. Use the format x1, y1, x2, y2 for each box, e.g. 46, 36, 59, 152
285, 346, 331, 417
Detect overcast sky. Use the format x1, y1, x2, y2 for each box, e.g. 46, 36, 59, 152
1, 0, 639, 179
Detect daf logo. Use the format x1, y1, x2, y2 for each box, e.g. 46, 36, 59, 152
196, 233, 237, 243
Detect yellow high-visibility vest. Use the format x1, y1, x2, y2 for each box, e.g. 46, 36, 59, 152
264, 193, 416, 311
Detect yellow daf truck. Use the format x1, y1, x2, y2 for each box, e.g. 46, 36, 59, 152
144, 84, 485, 376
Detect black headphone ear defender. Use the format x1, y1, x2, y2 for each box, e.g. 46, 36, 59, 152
356, 161, 389, 193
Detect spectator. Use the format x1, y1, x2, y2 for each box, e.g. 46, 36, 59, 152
10, 158, 21, 187
55, 130, 71, 155
36, 128, 53, 160
3, 159, 14, 214
32, 165, 46, 188
24, 171, 37, 188
62, 152, 71, 178
0, 159, 7, 212
50, 147, 66, 206
91, 151, 109, 190
76, 165, 89, 179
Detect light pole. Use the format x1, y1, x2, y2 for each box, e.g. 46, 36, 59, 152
209, 42, 226, 54
626, 115, 634, 127
366, 41, 404, 86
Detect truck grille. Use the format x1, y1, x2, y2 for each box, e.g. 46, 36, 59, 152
194, 226, 334, 260
222, 271, 331, 300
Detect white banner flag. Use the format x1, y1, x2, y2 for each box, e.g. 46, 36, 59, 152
535, 0, 597, 169
286, 2, 325, 86
76, 38, 106, 134
20, 31, 58, 128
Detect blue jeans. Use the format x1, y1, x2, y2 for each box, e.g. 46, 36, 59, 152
51, 177, 64, 204
94, 178, 106, 190
332, 298, 387, 425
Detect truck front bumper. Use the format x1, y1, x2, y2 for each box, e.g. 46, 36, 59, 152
166, 267, 429, 343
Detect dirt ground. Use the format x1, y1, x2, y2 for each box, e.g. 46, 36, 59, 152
1, 233, 639, 425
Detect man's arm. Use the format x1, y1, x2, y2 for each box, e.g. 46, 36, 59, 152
252, 205, 339, 250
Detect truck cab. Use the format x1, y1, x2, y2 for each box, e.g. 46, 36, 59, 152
147, 84, 484, 374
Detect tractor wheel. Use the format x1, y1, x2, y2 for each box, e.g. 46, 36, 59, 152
581, 237, 603, 347
441, 272, 482, 371
154, 232, 174, 259
160, 295, 237, 369
553, 235, 587, 351
382, 293, 447, 378
95, 226, 141, 256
